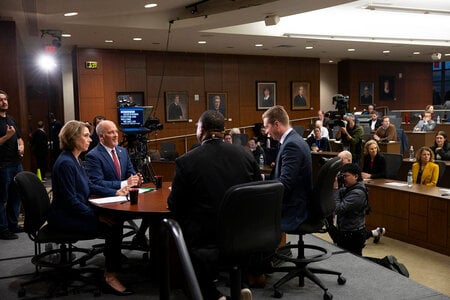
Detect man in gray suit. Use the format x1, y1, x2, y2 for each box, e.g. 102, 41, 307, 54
262, 105, 312, 232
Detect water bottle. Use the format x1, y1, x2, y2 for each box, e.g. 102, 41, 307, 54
409, 145, 415, 161
259, 154, 264, 169
437, 115, 441, 124
407, 169, 413, 188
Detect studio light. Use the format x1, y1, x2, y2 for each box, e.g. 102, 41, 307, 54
37, 54, 57, 72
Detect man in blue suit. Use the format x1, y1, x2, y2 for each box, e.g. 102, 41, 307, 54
262, 105, 312, 232
85, 120, 147, 247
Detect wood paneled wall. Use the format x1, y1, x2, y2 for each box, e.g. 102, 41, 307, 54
74, 48, 321, 153
338, 60, 432, 112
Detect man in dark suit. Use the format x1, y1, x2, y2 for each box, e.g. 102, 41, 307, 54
30, 120, 49, 180
168, 110, 260, 300
293, 85, 307, 107
85, 120, 148, 247
262, 105, 312, 232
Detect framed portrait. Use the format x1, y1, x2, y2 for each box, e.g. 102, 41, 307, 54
206, 92, 227, 117
379, 76, 395, 100
165, 91, 188, 122
291, 81, 310, 110
359, 82, 374, 105
256, 81, 276, 110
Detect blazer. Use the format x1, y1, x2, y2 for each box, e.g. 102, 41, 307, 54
168, 138, 260, 247
430, 142, 450, 161
412, 162, 439, 187
269, 129, 312, 232
47, 151, 98, 234
85, 144, 136, 196
362, 153, 386, 179
413, 120, 436, 131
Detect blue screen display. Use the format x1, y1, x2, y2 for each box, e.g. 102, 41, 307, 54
118, 107, 144, 128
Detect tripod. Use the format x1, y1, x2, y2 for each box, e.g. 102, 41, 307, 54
120, 133, 156, 183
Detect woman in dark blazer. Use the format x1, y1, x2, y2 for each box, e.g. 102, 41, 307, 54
47, 121, 133, 296
430, 131, 450, 161
361, 139, 386, 179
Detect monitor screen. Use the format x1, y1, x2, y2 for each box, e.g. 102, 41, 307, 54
118, 106, 144, 128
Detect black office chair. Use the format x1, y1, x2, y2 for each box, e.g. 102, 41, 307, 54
272, 157, 345, 300
293, 125, 305, 137
218, 180, 284, 300
14, 171, 101, 298
435, 160, 446, 186
383, 153, 403, 180
160, 142, 178, 160
160, 218, 203, 300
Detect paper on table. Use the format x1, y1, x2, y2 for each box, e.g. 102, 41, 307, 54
139, 188, 153, 193
385, 182, 408, 187
89, 196, 127, 204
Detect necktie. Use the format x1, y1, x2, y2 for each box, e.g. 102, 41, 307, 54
111, 149, 121, 179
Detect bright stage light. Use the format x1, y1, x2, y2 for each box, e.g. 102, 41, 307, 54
37, 54, 57, 72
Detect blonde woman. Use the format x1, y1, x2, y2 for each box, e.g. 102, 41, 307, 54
361, 140, 386, 180
412, 146, 439, 186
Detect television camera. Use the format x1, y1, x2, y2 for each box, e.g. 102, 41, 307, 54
332, 94, 349, 115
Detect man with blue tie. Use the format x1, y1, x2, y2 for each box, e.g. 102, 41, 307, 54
85, 120, 148, 248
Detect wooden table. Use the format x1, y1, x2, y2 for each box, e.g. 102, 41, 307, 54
365, 179, 450, 256
378, 141, 401, 154
397, 158, 450, 188
404, 131, 436, 157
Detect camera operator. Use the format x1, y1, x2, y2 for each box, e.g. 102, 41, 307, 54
334, 113, 363, 166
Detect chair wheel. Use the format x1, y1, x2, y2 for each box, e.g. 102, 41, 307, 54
18, 287, 26, 297
323, 291, 333, 300
337, 275, 346, 285
273, 289, 283, 298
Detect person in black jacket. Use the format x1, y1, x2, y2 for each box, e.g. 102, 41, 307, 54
306, 127, 330, 152
430, 131, 450, 161
361, 140, 386, 179
30, 120, 49, 180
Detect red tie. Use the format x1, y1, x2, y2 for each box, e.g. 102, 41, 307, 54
111, 149, 121, 179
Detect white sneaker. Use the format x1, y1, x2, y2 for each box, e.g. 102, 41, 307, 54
373, 227, 386, 244
240, 288, 252, 300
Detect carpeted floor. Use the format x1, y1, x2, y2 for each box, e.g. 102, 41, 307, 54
1, 232, 448, 300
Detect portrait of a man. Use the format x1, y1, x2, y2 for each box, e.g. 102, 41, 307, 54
359, 82, 374, 105
165, 92, 188, 122
207, 93, 227, 117
257, 82, 276, 110
291, 82, 310, 110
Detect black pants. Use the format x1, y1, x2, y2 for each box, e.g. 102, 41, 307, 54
99, 221, 123, 273
336, 228, 366, 256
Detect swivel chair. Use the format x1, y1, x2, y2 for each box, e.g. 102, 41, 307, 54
218, 180, 284, 300
383, 153, 403, 180
272, 157, 345, 300
14, 171, 101, 298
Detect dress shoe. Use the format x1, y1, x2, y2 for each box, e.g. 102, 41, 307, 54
0, 230, 18, 240
240, 288, 252, 300
373, 227, 386, 244
102, 281, 135, 296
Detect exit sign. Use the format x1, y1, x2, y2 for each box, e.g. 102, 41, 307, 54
85, 61, 98, 69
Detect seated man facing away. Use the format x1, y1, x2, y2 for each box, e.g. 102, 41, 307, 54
85, 120, 148, 248
373, 116, 397, 142
168, 110, 260, 300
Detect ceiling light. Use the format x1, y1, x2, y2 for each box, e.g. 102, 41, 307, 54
133, 37, 142, 41
198, 41, 207, 44
382, 50, 390, 54
305, 46, 313, 50
255, 44, 263, 47
445, 53, 450, 56
61, 33, 71, 38
347, 48, 355, 52
364, 4, 450, 16
144, 3, 158, 8
413, 51, 421, 55
64, 12, 78, 17
328, 60, 334, 63
105, 40, 114, 43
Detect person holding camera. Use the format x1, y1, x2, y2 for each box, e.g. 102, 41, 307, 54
334, 113, 363, 165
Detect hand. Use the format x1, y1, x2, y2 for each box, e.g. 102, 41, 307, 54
18, 144, 24, 156
116, 186, 129, 196
5, 124, 16, 139
127, 174, 141, 187
361, 172, 371, 179
373, 134, 380, 141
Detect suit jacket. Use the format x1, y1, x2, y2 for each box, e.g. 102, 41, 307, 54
374, 124, 397, 141
412, 162, 439, 187
362, 153, 386, 179
269, 129, 312, 232
413, 120, 436, 131
30, 128, 48, 157
369, 119, 382, 131
47, 151, 98, 234
168, 139, 261, 247
430, 142, 450, 161
294, 95, 307, 107
85, 144, 136, 196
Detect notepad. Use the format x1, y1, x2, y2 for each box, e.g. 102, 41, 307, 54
89, 196, 127, 204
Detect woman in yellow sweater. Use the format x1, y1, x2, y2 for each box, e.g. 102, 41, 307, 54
412, 146, 439, 187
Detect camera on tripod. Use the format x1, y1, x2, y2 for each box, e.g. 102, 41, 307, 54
332, 94, 349, 115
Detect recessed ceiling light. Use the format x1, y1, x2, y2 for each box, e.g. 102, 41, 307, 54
413, 51, 421, 55
347, 48, 355, 52
64, 12, 78, 17
133, 37, 142, 41
305, 46, 314, 50
198, 41, 207, 44
255, 43, 263, 47
61, 33, 71, 38
144, 3, 158, 8
444, 53, 450, 56
105, 40, 114, 43
382, 50, 390, 54
328, 60, 334, 63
